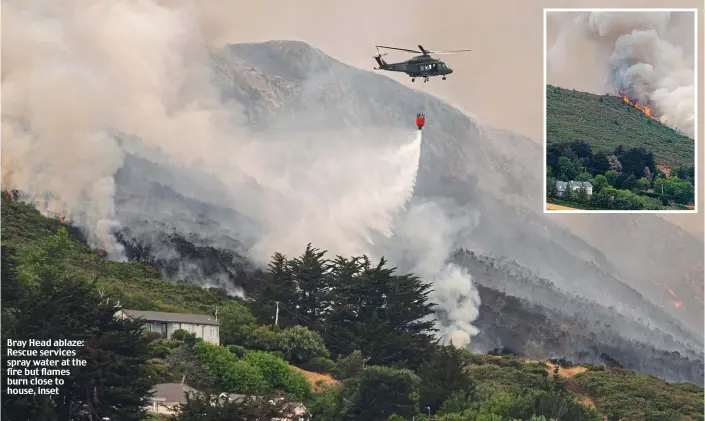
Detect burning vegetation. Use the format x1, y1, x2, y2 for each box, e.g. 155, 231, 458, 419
620, 94, 655, 120
665, 284, 683, 309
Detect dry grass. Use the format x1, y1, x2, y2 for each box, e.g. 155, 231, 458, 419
545, 203, 582, 211
291, 366, 339, 392
545, 362, 588, 378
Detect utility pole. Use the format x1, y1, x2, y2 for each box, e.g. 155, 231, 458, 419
274, 301, 280, 327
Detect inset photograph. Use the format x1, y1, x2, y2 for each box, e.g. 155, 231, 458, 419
544, 9, 697, 212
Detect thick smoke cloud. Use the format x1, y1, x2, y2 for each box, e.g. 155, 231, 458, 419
1, 0, 481, 346
547, 10, 695, 138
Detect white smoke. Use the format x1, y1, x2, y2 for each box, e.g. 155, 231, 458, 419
246, 130, 422, 262
547, 10, 695, 138
381, 195, 482, 348
1, 0, 482, 345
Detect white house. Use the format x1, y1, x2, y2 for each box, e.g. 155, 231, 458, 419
555, 180, 593, 197
116, 309, 221, 345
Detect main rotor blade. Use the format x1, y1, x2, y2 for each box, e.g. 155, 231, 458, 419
430, 49, 472, 55
375, 45, 421, 54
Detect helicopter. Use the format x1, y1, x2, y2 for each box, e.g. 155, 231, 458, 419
373, 44, 471, 82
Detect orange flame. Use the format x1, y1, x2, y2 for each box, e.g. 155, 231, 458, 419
666, 286, 677, 298
5, 189, 13, 201
59, 215, 65, 224
672, 301, 683, 309
622, 96, 655, 119
97, 249, 106, 257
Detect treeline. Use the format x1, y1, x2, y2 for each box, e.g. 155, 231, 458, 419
1, 230, 602, 421
546, 141, 695, 209
3, 197, 703, 421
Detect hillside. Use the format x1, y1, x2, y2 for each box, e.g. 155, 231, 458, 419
3, 38, 702, 377
104, 41, 703, 341
2, 196, 703, 421
545, 84, 694, 169
5, 193, 702, 387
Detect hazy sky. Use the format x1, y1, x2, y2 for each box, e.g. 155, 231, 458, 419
210, 0, 703, 236
3, 0, 701, 237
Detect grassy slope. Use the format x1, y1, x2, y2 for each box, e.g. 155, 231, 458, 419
2, 196, 703, 420
546, 85, 694, 168
469, 355, 704, 421
1, 196, 242, 316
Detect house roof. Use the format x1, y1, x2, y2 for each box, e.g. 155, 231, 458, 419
151, 383, 198, 403
120, 309, 220, 326
555, 180, 592, 188
570, 180, 593, 188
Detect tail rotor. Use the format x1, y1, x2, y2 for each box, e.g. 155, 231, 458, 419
373, 48, 388, 69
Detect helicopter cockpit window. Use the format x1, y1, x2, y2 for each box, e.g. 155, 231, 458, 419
431, 63, 437, 69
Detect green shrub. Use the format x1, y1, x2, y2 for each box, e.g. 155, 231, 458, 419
227, 344, 248, 358
302, 356, 336, 373
243, 350, 311, 400
218, 304, 258, 346
333, 350, 369, 379
150, 344, 173, 359
192, 342, 267, 394
143, 331, 163, 342
244, 326, 282, 351
308, 386, 343, 421
171, 329, 188, 341
149, 339, 185, 359
278, 325, 331, 365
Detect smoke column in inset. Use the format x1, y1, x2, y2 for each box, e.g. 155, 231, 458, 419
546, 10, 695, 138
2, 1, 482, 345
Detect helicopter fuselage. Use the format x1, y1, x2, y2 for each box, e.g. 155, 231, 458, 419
374, 54, 453, 80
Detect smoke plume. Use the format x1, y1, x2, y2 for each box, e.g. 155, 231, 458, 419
1, 0, 481, 345
547, 10, 695, 138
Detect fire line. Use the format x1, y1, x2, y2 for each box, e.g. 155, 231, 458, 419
621, 95, 655, 120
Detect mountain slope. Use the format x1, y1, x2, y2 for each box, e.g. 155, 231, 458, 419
546, 84, 694, 168
199, 41, 702, 338
10, 39, 688, 372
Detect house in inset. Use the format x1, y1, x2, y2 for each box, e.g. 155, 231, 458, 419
555, 180, 593, 197
115, 309, 220, 345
